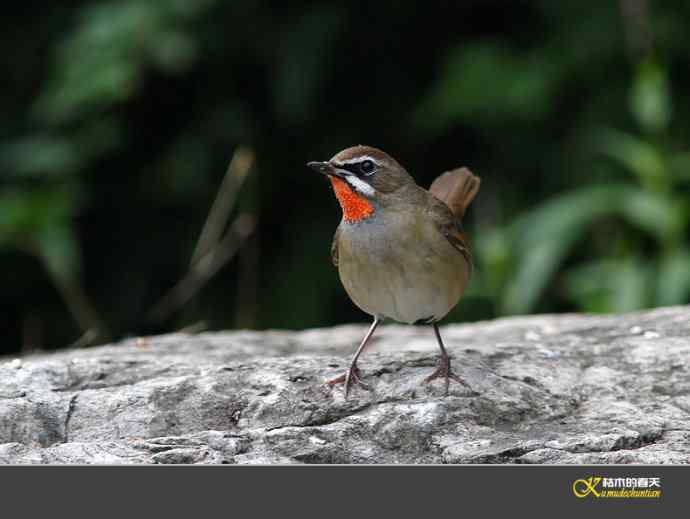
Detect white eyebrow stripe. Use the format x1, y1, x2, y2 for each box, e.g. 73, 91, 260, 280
344, 175, 375, 197
331, 155, 382, 166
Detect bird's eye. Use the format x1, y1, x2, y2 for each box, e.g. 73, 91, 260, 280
359, 160, 375, 175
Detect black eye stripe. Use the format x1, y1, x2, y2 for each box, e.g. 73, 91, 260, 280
337, 163, 361, 175
336, 161, 377, 176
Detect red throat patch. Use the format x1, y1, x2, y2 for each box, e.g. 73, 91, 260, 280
330, 177, 374, 223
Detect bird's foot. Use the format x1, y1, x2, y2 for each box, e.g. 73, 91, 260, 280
423, 354, 473, 396
327, 364, 370, 398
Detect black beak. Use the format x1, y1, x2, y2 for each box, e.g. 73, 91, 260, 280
307, 161, 337, 176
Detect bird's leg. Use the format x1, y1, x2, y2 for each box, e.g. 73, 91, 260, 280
327, 317, 380, 398
423, 323, 473, 395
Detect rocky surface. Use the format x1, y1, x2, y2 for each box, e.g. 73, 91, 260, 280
0, 306, 689, 464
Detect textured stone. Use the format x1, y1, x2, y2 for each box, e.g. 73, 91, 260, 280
0, 306, 689, 464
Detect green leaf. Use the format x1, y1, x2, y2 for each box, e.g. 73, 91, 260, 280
32, 0, 212, 124
474, 229, 510, 287
35, 223, 81, 280
0, 188, 78, 244
618, 189, 682, 241
0, 187, 82, 282
502, 239, 565, 314
594, 129, 666, 190
630, 58, 672, 134
413, 43, 561, 132
564, 258, 650, 313
501, 185, 619, 313
498, 183, 677, 314
0, 137, 82, 178
667, 152, 690, 183
657, 248, 690, 306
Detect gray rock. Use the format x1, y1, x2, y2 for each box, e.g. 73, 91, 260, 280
1, 306, 688, 464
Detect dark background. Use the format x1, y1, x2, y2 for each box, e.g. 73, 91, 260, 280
3, 0, 690, 354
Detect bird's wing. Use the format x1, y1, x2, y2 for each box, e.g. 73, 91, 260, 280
331, 226, 340, 267
428, 194, 473, 270
429, 167, 480, 220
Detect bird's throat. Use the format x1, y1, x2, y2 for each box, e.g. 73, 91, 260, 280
330, 177, 374, 223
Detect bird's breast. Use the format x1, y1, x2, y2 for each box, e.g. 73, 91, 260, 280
336, 210, 469, 324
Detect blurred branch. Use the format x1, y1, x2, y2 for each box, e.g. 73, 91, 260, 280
175, 321, 208, 334
148, 147, 256, 324
68, 328, 103, 349
234, 161, 260, 329
42, 261, 110, 347
148, 213, 257, 323
234, 229, 259, 329
190, 147, 254, 265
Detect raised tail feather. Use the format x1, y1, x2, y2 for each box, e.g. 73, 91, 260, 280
429, 167, 480, 219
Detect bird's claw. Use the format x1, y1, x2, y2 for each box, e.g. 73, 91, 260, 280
423, 355, 473, 396
327, 365, 370, 398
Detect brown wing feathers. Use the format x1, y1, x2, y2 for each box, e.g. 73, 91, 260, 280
428, 167, 480, 273
429, 167, 480, 220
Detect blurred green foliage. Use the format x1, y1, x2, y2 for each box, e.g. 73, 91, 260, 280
2, 1, 690, 352
474, 53, 690, 315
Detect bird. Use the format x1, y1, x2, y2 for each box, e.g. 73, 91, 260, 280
307, 145, 480, 398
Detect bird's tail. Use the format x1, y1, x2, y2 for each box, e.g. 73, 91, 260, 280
429, 167, 480, 219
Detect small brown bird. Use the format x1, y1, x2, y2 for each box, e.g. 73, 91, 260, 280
307, 145, 480, 397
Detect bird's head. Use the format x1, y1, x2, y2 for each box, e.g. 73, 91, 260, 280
307, 145, 414, 223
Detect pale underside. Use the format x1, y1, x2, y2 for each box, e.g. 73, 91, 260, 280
336, 207, 470, 324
